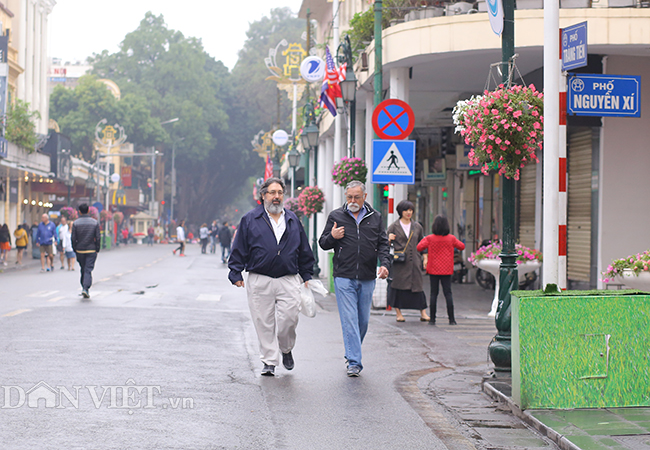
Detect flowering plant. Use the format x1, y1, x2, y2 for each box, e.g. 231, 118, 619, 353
298, 186, 325, 217
602, 250, 650, 283
452, 84, 544, 180
284, 197, 303, 218
87, 206, 99, 221
60, 206, 78, 221
100, 210, 113, 222
332, 157, 368, 187
113, 211, 124, 225
468, 240, 543, 266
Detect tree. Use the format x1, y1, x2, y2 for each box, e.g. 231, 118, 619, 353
49, 75, 165, 161
6, 99, 40, 151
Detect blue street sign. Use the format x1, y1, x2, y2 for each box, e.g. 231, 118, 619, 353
562, 22, 588, 72
371, 140, 416, 185
567, 73, 641, 118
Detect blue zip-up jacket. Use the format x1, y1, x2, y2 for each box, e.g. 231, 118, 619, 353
228, 205, 315, 284
35, 221, 57, 245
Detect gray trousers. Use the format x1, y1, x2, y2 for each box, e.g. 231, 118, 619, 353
246, 272, 301, 366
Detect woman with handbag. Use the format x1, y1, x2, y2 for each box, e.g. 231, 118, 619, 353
387, 200, 429, 323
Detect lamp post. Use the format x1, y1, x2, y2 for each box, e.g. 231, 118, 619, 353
488, 0, 517, 373
287, 147, 301, 198
338, 35, 358, 158
300, 101, 321, 277
160, 118, 179, 222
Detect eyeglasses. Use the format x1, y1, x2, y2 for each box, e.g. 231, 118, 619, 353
346, 195, 364, 201
266, 190, 284, 197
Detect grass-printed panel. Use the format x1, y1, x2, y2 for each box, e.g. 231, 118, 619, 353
514, 294, 650, 409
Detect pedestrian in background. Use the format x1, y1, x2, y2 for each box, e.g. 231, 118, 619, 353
417, 215, 465, 325
387, 200, 429, 323
36, 214, 56, 272
14, 224, 28, 265
0, 224, 11, 266
199, 223, 209, 254
62, 220, 75, 270
209, 220, 219, 254
229, 177, 315, 377
319, 180, 390, 377
57, 216, 69, 270
71, 204, 100, 299
173, 220, 186, 256
218, 221, 232, 263
121, 227, 129, 245
147, 224, 155, 246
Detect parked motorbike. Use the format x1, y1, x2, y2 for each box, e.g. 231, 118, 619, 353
452, 249, 468, 283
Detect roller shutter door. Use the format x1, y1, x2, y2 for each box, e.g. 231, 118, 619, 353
567, 129, 592, 283
518, 163, 536, 249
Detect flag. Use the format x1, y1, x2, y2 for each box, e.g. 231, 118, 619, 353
264, 154, 273, 181
320, 46, 346, 116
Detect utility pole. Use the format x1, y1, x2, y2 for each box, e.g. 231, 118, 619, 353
373, 0, 383, 212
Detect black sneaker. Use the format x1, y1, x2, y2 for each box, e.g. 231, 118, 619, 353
282, 352, 294, 371
81, 290, 90, 299
261, 364, 275, 376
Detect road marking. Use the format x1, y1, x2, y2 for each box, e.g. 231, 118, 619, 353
126, 269, 135, 273
28, 290, 59, 298
47, 296, 65, 303
138, 266, 145, 270
145, 264, 152, 267
3, 309, 31, 317
99, 277, 111, 282
196, 294, 221, 302
115, 273, 123, 277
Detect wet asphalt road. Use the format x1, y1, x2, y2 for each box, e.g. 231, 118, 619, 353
0, 244, 458, 450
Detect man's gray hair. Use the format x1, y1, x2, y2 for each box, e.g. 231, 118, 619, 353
345, 180, 367, 193
259, 177, 286, 200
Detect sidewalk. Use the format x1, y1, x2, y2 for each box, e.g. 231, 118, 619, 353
371, 280, 650, 450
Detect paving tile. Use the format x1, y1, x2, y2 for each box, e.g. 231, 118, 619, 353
566, 435, 615, 450
610, 407, 650, 421
477, 427, 552, 448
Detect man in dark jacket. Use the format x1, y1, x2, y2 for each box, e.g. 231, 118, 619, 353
319, 180, 390, 377
71, 204, 101, 299
229, 177, 315, 377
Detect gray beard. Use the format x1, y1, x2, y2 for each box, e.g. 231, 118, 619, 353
265, 199, 284, 215
347, 202, 361, 213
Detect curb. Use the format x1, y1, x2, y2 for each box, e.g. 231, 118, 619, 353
482, 379, 582, 450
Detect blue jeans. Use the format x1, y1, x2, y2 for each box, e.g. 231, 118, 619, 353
221, 244, 230, 262
334, 277, 376, 370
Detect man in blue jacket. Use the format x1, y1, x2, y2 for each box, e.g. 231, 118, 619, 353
35, 213, 56, 272
229, 177, 315, 377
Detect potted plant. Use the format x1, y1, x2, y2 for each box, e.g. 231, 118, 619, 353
331, 157, 368, 187
100, 210, 113, 223
88, 206, 99, 221
453, 84, 544, 180
298, 186, 325, 217
602, 250, 650, 291
468, 241, 543, 316
113, 211, 124, 226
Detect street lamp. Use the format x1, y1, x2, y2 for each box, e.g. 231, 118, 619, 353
337, 35, 358, 158
160, 118, 180, 222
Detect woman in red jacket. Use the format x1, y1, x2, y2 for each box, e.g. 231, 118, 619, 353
416, 215, 465, 325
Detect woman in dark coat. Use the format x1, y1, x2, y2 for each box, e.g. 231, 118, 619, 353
387, 200, 429, 322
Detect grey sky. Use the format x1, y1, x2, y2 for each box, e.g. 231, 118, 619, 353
49, 0, 304, 69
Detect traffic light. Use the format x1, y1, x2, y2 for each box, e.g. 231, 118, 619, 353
440, 128, 450, 155
383, 185, 389, 197
161, 200, 165, 205
442, 187, 448, 199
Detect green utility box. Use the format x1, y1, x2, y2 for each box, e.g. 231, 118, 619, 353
512, 290, 650, 410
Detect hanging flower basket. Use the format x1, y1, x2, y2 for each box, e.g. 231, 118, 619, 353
284, 197, 303, 218
100, 210, 113, 223
468, 240, 543, 266
332, 157, 368, 187
298, 186, 325, 217
88, 206, 99, 221
453, 84, 544, 180
113, 211, 124, 225
60, 206, 78, 221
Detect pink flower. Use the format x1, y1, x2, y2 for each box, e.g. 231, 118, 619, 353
513, 110, 523, 118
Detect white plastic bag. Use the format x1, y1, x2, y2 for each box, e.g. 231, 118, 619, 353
372, 268, 388, 309
299, 284, 317, 318
307, 279, 329, 297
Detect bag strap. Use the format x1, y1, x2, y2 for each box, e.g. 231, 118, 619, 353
394, 230, 413, 256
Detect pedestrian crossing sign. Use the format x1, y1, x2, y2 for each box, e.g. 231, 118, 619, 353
371, 140, 416, 184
